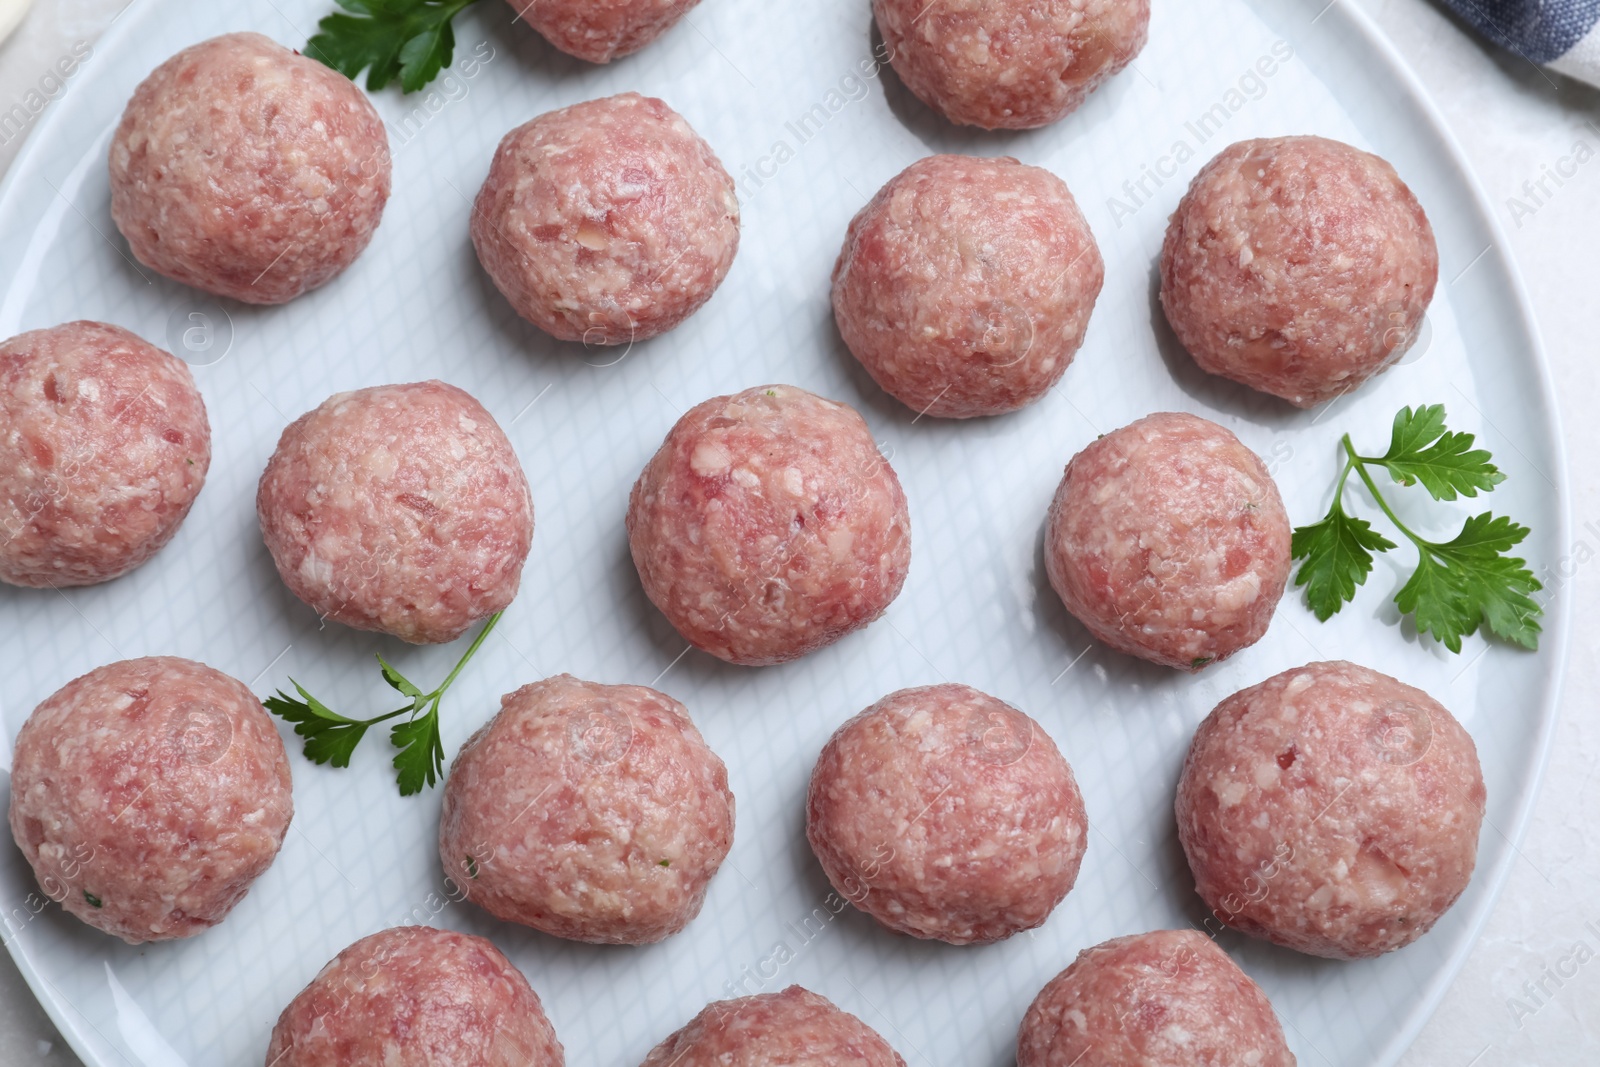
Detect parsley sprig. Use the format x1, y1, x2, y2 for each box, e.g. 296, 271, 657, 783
306, 0, 484, 93
265, 612, 502, 795
1291, 405, 1542, 653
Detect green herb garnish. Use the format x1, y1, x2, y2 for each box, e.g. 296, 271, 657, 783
266, 612, 501, 795
306, 0, 483, 93
1291, 405, 1541, 653
83, 891, 102, 908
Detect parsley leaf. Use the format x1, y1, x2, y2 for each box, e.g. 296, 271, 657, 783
391, 708, 445, 796
264, 679, 405, 769
1395, 513, 1542, 652
378, 653, 424, 698
1290, 406, 1542, 653
306, 0, 481, 93
1290, 482, 1398, 621
264, 613, 503, 795
1368, 404, 1505, 502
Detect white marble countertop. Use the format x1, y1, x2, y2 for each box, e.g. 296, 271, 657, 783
1, 0, 1595, 1063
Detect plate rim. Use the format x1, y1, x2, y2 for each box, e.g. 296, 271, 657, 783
0, 1, 1574, 1064
1320, 2, 1574, 1063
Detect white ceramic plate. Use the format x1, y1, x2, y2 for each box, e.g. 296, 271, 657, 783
0, 1, 1571, 1064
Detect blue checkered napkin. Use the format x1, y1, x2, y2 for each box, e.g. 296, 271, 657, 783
1438, 0, 1600, 85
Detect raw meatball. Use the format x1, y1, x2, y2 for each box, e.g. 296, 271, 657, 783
1044, 412, 1290, 671
439, 674, 734, 944
8, 657, 292, 944
806, 684, 1087, 944
1176, 661, 1486, 959
0, 321, 209, 588
874, 0, 1150, 129
1160, 136, 1439, 407
640, 986, 905, 1067
832, 155, 1103, 418
257, 381, 533, 645
109, 32, 390, 305
1017, 929, 1296, 1067
627, 385, 911, 666
266, 925, 564, 1067
507, 0, 701, 63
472, 93, 738, 346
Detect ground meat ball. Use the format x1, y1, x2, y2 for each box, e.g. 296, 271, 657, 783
0, 322, 209, 588
1044, 412, 1290, 671
627, 385, 911, 666
1176, 661, 1486, 960
472, 93, 738, 346
807, 684, 1087, 944
640, 986, 905, 1067
8, 657, 292, 944
874, 0, 1150, 129
1160, 136, 1439, 408
109, 32, 390, 306
257, 381, 533, 645
506, 0, 701, 63
266, 926, 564, 1067
1017, 930, 1296, 1067
832, 156, 1103, 419
439, 674, 734, 944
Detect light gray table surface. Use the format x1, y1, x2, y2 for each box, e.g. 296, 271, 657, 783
1, 0, 1596, 1063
